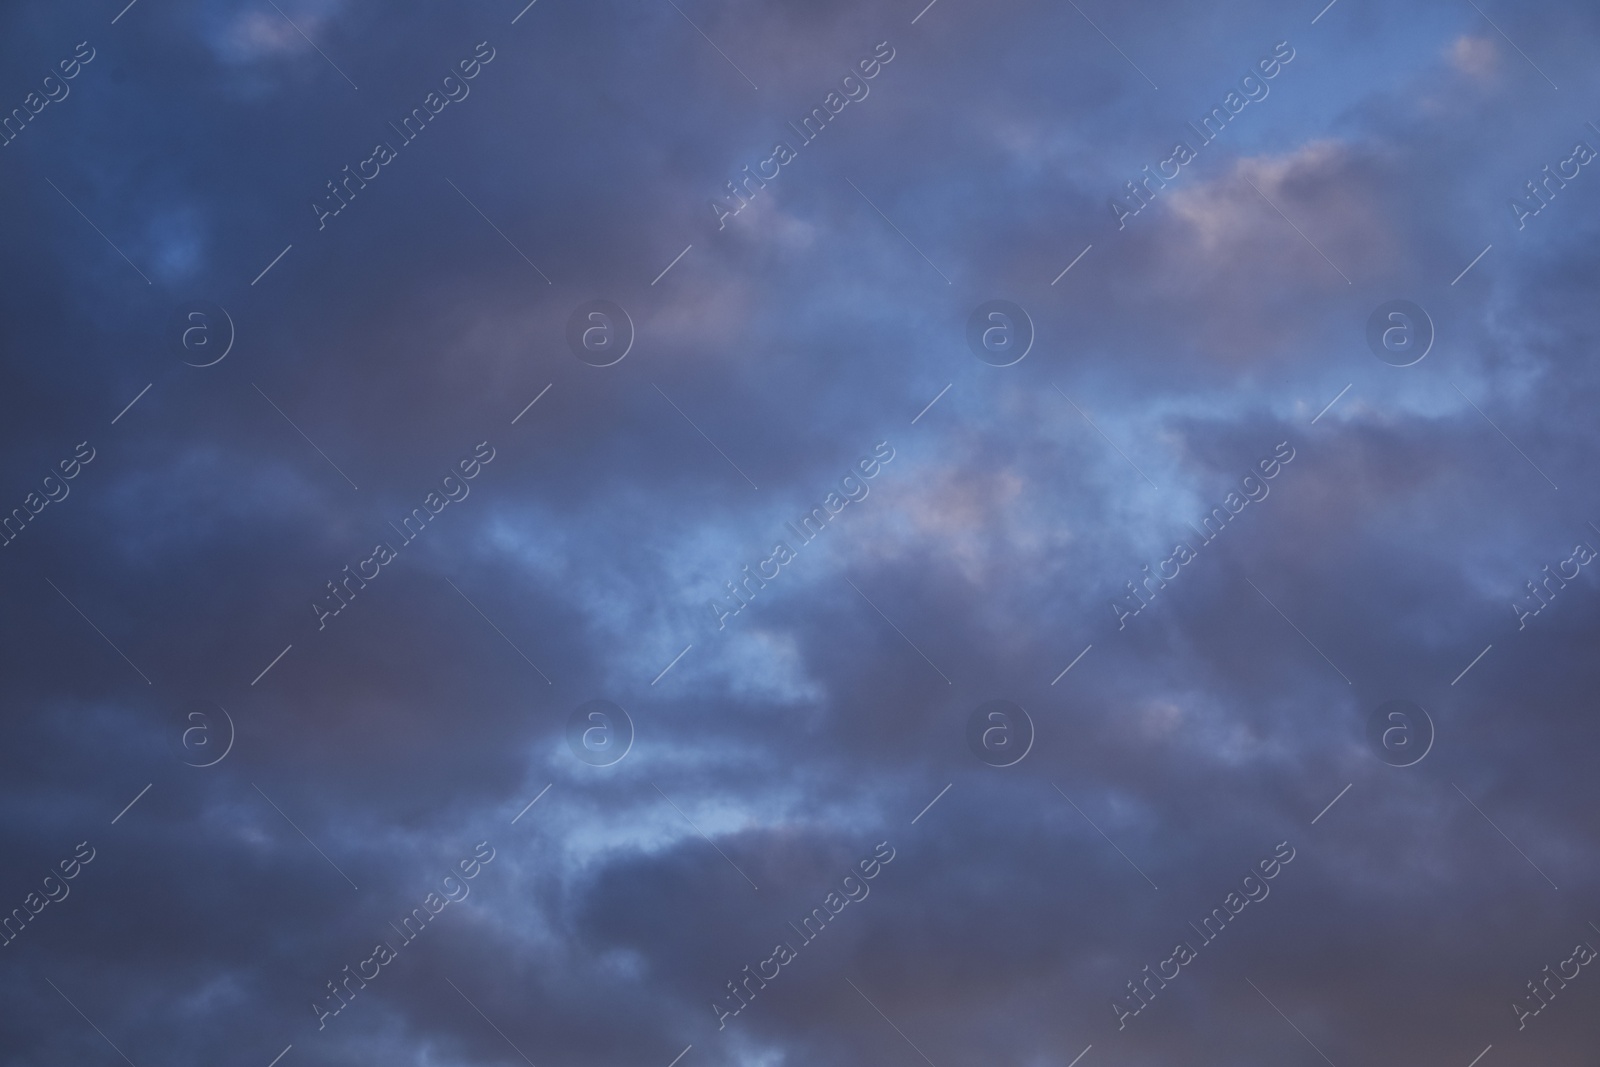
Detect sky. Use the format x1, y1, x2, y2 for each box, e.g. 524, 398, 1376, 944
2, 0, 1599, 1065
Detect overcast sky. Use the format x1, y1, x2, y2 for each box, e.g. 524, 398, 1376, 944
2, 0, 1599, 1065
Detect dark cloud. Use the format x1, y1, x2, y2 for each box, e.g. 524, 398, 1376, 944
2, 0, 1600, 1064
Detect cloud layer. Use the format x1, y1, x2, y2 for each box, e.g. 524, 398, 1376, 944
2, 1, 1600, 1065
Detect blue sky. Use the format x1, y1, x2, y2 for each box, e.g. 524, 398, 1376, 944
2, 0, 1600, 1065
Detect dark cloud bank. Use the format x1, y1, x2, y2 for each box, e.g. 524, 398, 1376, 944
2, 0, 1599, 1065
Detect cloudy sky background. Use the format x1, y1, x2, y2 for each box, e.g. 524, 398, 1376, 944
3, 0, 1600, 1064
